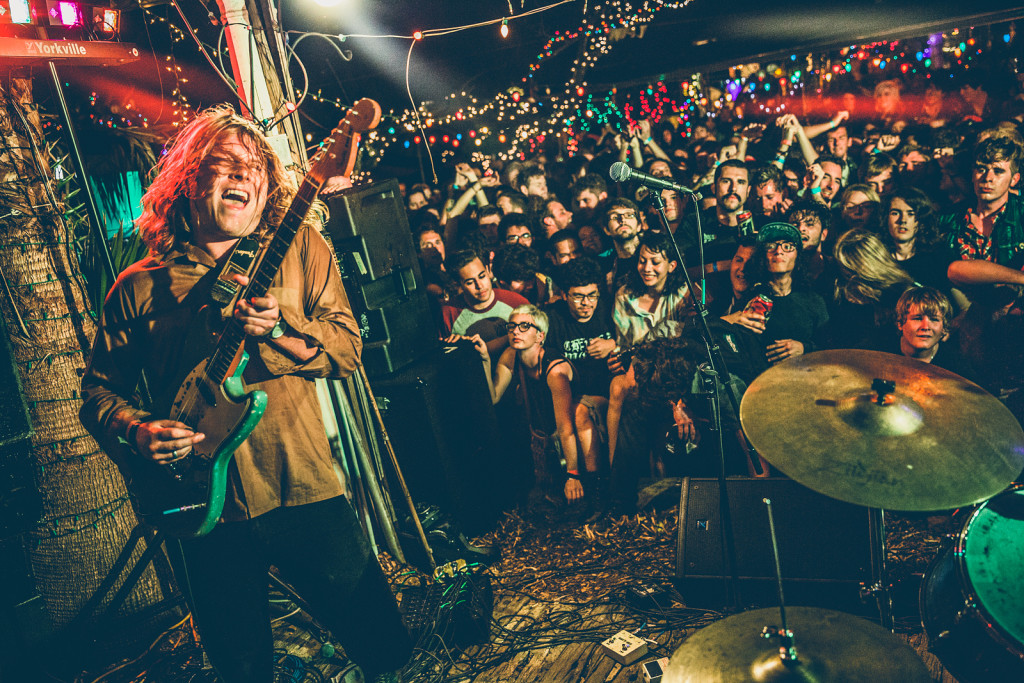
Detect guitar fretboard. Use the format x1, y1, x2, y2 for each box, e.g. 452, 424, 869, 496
205, 179, 321, 384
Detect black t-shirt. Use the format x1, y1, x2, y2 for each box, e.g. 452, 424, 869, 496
678, 208, 746, 267
894, 244, 956, 292
602, 250, 639, 295
740, 285, 830, 352
878, 333, 980, 385
544, 298, 614, 397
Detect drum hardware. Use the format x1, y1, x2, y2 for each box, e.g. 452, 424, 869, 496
667, 349, 1024, 680
760, 497, 798, 664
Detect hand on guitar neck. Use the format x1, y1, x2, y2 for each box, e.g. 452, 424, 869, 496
231, 274, 319, 362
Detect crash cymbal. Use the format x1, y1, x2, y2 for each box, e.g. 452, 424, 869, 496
740, 349, 1024, 511
663, 607, 931, 683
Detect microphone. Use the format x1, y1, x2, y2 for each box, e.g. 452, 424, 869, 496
609, 161, 699, 196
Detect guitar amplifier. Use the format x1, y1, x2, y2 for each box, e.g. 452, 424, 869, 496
675, 477, 873, 613
324, 179, 437, 378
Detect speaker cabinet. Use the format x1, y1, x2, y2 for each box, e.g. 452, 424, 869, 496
325, 179, 437, 378
675, 477, 873, 612
370, 343, 511, 535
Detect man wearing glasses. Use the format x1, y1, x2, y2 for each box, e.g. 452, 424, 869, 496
723, 223, 829, 366
499, 213, 535, 250
544, 258, 617, 516
601, 198, 644, 293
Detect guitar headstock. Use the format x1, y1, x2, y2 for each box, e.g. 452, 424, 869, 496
307, 98, 382, 185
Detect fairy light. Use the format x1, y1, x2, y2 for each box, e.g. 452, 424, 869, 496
120, 2, 1004, 169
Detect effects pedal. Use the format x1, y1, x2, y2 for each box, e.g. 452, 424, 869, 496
625, 582, 672, 611
642, 657, 670, 682
600, 629, 648, 666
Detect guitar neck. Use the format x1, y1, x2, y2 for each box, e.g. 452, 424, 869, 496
206, 181, 320, 384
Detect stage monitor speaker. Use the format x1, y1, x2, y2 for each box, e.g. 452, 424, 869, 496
370, 342, 511, 536
324, 179, 437, 378
675, 477, 873, 613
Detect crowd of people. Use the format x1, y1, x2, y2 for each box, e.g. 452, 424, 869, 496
403, 65, 1024, 520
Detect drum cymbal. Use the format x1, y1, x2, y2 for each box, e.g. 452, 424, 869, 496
663, 607, 932, 683
740, 349, 1024, 511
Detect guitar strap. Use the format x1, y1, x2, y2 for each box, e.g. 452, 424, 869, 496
208, 234, 263, 316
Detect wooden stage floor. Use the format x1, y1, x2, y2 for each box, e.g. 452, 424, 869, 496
70, 478, 965, 683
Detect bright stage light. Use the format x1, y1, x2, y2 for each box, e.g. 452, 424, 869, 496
312, 0, 349, 7
58, 1, 82, 26
10, 0, 32, 23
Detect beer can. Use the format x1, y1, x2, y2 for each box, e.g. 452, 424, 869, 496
745, 293, 773, 322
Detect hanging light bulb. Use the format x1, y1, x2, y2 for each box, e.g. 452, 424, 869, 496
500, 18, 509, 39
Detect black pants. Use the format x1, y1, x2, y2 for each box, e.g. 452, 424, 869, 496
178, 496, 411, 683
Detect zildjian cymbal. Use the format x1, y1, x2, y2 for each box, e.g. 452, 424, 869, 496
739, 349, 1024, 511
663, 607, 932, 683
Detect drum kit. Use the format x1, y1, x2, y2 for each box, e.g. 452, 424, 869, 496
663, 350, 1024, 683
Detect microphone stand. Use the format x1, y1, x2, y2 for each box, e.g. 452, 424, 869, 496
647, 189, 743, 611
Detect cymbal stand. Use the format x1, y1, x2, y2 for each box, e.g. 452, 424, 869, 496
761, 498, 799, 664
862, 507, 894, 630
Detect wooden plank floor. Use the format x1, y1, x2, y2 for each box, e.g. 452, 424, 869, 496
73, 493, 966, 683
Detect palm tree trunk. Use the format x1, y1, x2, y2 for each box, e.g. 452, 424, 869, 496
0, 75, 167, 649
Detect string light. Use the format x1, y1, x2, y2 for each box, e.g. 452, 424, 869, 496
101, 3, 1004, 170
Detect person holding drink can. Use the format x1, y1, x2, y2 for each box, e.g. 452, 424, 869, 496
723, 222, 829, 365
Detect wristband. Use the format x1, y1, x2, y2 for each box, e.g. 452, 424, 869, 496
830, 120, 838, 128
810, 186, 822, 195
125, 420, 142, 449
711, 261, 719, 273
566, 470, 581, 481
644, 136, 653, 144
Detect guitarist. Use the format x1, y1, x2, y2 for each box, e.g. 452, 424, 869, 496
80, 106, 411, 683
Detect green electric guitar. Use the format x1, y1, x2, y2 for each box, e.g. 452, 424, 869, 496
141, 99, 381, 538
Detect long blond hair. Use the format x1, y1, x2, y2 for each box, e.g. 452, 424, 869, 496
834, 229, 913, 305
136, 104, 298, 255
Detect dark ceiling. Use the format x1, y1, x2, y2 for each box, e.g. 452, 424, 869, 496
280, 0, 1024, 109
37, 0, 1024, 148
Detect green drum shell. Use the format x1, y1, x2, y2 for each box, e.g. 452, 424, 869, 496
957, 484, 1024, 652
920, 485, 1024, 683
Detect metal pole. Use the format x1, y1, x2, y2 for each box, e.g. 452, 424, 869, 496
47, 61, 115, 284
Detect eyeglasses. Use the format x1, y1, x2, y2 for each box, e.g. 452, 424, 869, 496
505, 321, 540, 333
506, 232, 532, 243
568, 292, 600, 303
608, 211, 637, 223
765, 241, 797, 253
